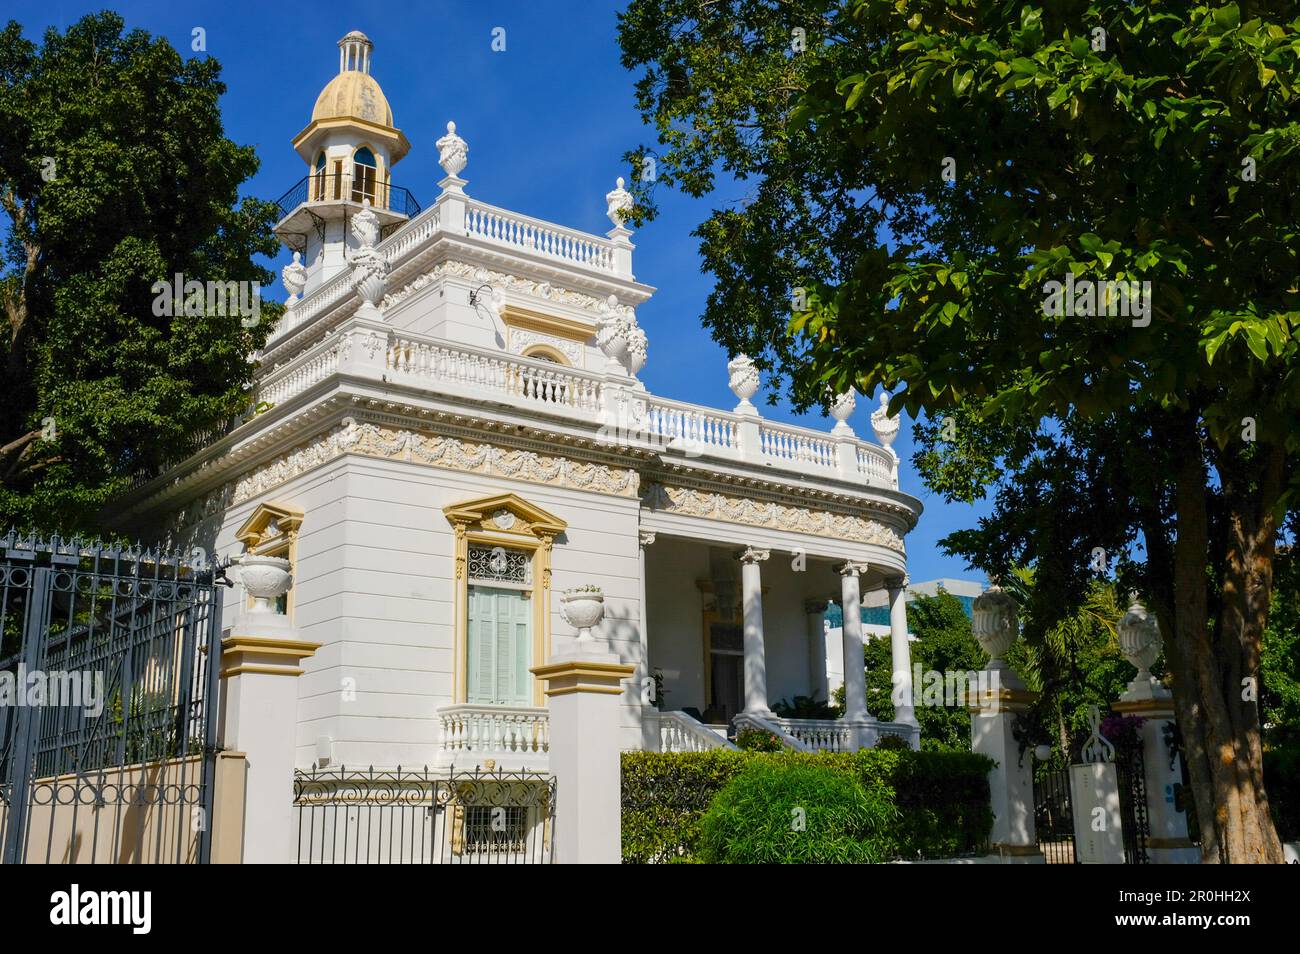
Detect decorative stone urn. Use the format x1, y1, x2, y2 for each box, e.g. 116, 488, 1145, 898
597, 296, 631, 373
605, 177, 634, 228
348, 201, 387, 319
870, 391, 900, 451
281, 251, 308, 305
238, 554, 292, 614
830, 388, 856, 435
1118, 595, 1162, 683
625, 324, 648, 376
559, 586, 605, 644
727, 354, 760, 412
972, 582, 1019, 669
436, 120, 468, 180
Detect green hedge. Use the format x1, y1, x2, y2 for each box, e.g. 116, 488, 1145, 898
1265, 744, 1300, 842
621, 748, 994, 864
698, 761, 896, 863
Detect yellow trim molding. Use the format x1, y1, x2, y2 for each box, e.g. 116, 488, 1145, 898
502, 306, 596, 343
220, 635, 321, 679
532, 659, 636, 697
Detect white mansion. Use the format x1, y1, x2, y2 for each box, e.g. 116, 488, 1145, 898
119, 31, 925, 769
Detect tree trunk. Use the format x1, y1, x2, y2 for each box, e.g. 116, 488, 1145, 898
1167, 429, 1285, 863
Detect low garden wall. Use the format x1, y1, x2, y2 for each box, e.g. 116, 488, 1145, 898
621, 748, 994, 864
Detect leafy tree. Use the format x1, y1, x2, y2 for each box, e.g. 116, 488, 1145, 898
0, 13, 280, 534
619, 0, 1300, 861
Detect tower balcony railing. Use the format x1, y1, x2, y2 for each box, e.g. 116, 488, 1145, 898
273, 173, 422, 221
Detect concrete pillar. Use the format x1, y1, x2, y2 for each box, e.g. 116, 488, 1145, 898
1113, 682, 1202, 863
737, 547, 774, 716
836, 562, 871, 723
219, 623, 319, 864
805, 599, 829, 703
887, 577, 918, 731
968, 671, 1044, 862
532, 651, 636, 864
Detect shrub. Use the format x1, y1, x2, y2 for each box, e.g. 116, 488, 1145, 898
698, 761, 895, 863
621, 748, 994, 863
874, 733, 911, 750
735, 726, 784, 751
1264, 743, 1300, 843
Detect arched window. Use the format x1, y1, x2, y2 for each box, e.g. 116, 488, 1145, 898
352, 147, 377, 205
312, 152, 327, 201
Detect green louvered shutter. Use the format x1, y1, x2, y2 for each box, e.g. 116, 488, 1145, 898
467, 586, 531, 705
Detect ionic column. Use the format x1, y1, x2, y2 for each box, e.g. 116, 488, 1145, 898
836, 562, 871, 723
805, 599, 830, 703
737, 547, 774, 716
887, 576, 919, 731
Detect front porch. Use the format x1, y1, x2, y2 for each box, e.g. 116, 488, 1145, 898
428, 531, 922, 768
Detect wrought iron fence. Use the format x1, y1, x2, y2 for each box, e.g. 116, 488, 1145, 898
294, 765, 556, 864
274, 174, 422, 219
0, 533, 226, 863
1115, 740, 1151, 864
1033, 760, 1078, 864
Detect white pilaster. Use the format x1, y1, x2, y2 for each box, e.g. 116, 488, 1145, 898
637, 530, 657, 749
836, 562, 871, 723
887, 576, 918, 731
737, 547, 774, 717
805, 599, 830, 702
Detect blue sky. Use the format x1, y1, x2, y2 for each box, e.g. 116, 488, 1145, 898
7, 0, 991, 583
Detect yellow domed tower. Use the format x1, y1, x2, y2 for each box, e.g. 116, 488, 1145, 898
273, 31, 416, 295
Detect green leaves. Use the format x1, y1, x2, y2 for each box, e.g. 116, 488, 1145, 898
0, 13, 277, 533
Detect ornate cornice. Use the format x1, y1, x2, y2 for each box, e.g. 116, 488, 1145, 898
643, 482, 906, 555
232, 418, 641, 505
383, 259, 614, 317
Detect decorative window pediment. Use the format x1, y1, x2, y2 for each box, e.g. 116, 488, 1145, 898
235, 502, 304, 554
442, 493, 566, 541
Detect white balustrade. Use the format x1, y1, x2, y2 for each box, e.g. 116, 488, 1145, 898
652, 710, 738, 752
256, 339, 342, 408
643, 398, 739, 454
775, 718, 854, 753
759, 423, 837, 470
437, 704, 549, 761
463, 200, 616, 272
858, 445, 898, 488
386, 335, 604, 415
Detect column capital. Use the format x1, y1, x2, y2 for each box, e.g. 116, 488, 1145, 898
804, 598, 829, 616
736, 546, 770, 565
835, 560, 870, 578
886, 573, 910, 593
638, 530, 657, 548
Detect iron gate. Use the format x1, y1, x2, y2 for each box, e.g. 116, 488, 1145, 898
294, 766, 557, 863
0, 533, 225, 864
1033, 760, 1077, 864
1032, 742, 1152, 864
